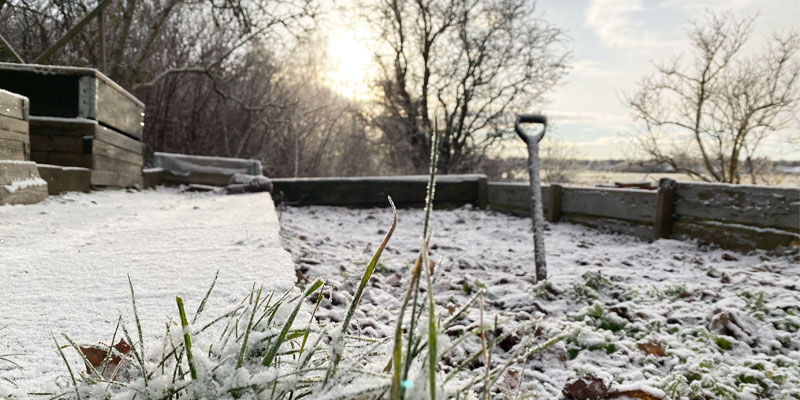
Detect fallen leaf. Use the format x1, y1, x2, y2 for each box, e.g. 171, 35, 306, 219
563, 377, 608, 400
637, 341, 664, 357
79, 338, 132, 378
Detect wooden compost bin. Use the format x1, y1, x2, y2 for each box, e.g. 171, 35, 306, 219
0, 63, 145, 187
0, 89, 48, 205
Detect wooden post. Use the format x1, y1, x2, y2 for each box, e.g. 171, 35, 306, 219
477, 175, 488, 209
547, 183, 563, 222
654, 178, 677, 240
98, 7, 107, 72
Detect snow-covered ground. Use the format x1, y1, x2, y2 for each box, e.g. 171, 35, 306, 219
1, 189, 798, 398
0, 189, 294, 393
280, 205, 800, 399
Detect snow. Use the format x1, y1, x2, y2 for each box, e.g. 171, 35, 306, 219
0, 188, 295, 393
2, 178, 47, 193
1, 188, 797, 398
280, 204, 800, 398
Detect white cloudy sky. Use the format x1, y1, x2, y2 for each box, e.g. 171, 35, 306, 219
533, 0, 800, 160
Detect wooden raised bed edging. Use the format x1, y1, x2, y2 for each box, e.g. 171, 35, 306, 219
671, 181, 799, 251
486, 179, 798, 251
272, 175, 488, 208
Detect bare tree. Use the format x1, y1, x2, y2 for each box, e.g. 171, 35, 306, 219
367, 0, 569, 173
0, 0, 383, 178
540, 137, 580, 184
626, 12, 800, 184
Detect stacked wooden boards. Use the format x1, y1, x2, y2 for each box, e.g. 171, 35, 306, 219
0, 89, 48, 205
0, 88, 30, 160
0, 63, 145, 187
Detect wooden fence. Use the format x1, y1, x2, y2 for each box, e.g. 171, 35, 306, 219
272, 175, 799, 251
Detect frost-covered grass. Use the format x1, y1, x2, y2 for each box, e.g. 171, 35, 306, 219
281, 203, 800, 399
30, 203, 569, 400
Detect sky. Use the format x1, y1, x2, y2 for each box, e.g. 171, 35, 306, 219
533, 0, 800, 160
322, 0, 800, 160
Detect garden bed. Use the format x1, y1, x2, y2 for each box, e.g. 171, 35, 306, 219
280, 205, 800, 399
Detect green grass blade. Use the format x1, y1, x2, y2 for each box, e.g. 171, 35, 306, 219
299, 286, 324, 360
52, 334, 80, 400
261, 279, 324, 367
193, 270, 219, 324
176, 296, 197, 380
236, 286, 262, 369
422, 243, 437, 400
127, 275, 147, 385
324, 196, 397, 387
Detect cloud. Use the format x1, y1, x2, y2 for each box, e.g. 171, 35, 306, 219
660, 0, 758, 10
571, 60, 629, 79
544, 110, 629, 124
584, 0, 682, 48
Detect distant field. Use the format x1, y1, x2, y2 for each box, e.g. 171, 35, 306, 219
559, 170, 800, 187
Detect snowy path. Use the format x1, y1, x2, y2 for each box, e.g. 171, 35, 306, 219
0, 189, 295, 393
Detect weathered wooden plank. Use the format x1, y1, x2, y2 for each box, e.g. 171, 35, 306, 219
561, 186, 657, 224
0, 160, 39, 185
562, 213, 654, 241
0, 137, 26, 160
0, 89, 27, 120
487, 182, 552, 215
272, 175, 487, 208
162, 171, 233, 186
93, 139, 143, 165
0, 126, 29, 145
91, 169, 142, 187
673, 220, 799, 251
674, 182, 800, 232
31, 151, 92, 168
37, 164, 91, 194
0, 183, 48, 205
95, 78, 144, 139
0, 113, 28, 135
29, 116, 95, 137
0, 63, 145, 138
143, 168, 164, 189
29, 134, 85, 153
93, 154, 142, 176
94, 124, 143, 154
0, 160, 48, 205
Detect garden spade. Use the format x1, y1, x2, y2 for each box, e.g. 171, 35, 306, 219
515, 114, 548, 282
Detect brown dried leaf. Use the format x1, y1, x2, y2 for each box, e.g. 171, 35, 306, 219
608, 389, 664, 400
637, 341, 665, 357
79, 338, 132, 376
562, 377, 608, 400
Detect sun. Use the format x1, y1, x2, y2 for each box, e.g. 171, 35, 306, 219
326, 26, 372, 100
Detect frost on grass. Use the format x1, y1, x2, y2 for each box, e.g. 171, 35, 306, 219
281, 205, 800, 399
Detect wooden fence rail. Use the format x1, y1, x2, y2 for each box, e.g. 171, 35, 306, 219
272, 175, 798, 251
